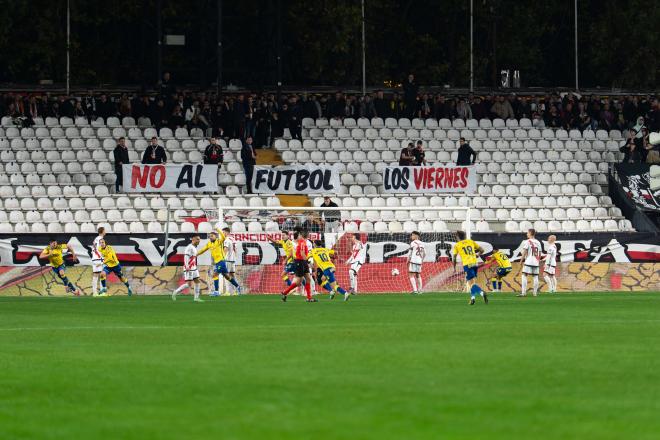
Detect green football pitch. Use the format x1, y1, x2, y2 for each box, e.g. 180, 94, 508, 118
1, 293, 659, 440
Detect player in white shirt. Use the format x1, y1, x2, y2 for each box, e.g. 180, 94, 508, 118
91, 226, 106, 296
221, 227, 240, 295
306, 237, 316, 294
542, 235, 558, 293
518, 228, 542, 297
172, 234, 203, 302
346, 234, 367, 294
407, 231, 425, 294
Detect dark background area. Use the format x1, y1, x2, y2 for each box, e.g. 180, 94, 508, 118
0, 0, 657, 90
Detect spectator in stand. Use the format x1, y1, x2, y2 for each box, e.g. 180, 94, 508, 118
403, 73, 418, 118
344, 95, 356, 118
491, 95, 515, 120
599, 102, 615, 131
328, 91, 345, 119
269, 112, 283, 146
621, 137, 641, 163
234, 94, 246, 138
414, 140, 427, 166
159, 71, 176, 99
302, 94, 322, 119
241, 136, 257, 194
418, 94, 432, 119
532, 111, 545, 128
113, 137, 130, 193
203, 137, 224, 165
153, 99, 169, 129
456, 98, 472, 120
244, 96, 257, 140
470, 96, 487, 120
360, 94, 377, 119
434, 95, 451, 120
96, 94, 112, 120
169, 105, 185, 129
562, 102, 578, 129
517, 96, 532, 119
142, 137, 167, 164
73, 100, 86, 118
545, 105, 562, 128
374, 90, 388, 118
390, 93, 405, 118
289, 96, 303, 140
399, 142, 416, 166
318, 196, 340, 227
456, 137, 476, 166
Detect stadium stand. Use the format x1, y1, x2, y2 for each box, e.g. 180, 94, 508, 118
0, 107, 636, 235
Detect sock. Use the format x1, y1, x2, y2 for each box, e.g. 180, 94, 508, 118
470, 284, 482, 299
304, 281, 312, 299
551, 277, 557, 293
349, 270, 357, 291
544, 275, 551, 292
491, 278, 497, 290
410, 277, 417, 292
213, 277, 219, 292
521, 275, 527, 295
194, 284, 201, 300
416, 276, 423, 292
283, 282, 299, 295
229, 277, 239, 288
336, 286, 347, 295
101, 278, 107, 288
532, 276, 539, 295
498, 280, 503, 290
321, 281, 332, 292
92, 274, 98, 295
175, 284, 189, 294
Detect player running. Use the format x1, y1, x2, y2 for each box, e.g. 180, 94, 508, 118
542, 235, 558, 294
91, 226, 106, 296
407, 231, 425, 295
518, 228, 542, 297
452, 230, 487, 305
222, 226, 240, 295
98, 238, 133, 296
39, 239, 81, 296
310, 240, 350, 301
346, 233, 367, 294
268, 233, 295, 287
281, 229, 315, 302
198, 227, 241, 297
486, 245, 512, 292
172, 234, 204, 302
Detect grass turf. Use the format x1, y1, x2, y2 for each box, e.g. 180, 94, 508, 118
0, 292, 659, 440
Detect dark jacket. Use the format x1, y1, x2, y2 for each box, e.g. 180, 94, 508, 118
456, 143, 476, 166
142, 144, 167, 164
113, 145, 130, 170
204, 143, 224, 165
241, 143, 256, 167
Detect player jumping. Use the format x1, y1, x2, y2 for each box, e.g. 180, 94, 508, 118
198, 227, 241, 297
91, 226, 106, 296
542, 235, 558, 294
172, 234, 204, 302
518, 228, 542, 297
408, 231, 425, 294
98, 238, 133, 296
281, 229, 315, 302
346, 233, 366, 294
310, 240, 350, 301
486, 245, 512, 292
39, 239, 81, 296
452, 230, 487, 305
268, 233, 295, 287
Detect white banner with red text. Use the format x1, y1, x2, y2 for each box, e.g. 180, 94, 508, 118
122, 163, 218, 193
251, 165, 341, 194
382, 165, 477, 194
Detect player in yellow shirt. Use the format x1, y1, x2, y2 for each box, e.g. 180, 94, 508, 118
38, 239, 81, 295
98, 238, 132, 296
486, 246, 512, 292
268, 235, 295, 287
452, 230, 487, 305
310, 241, 350, 301
198, 227, 241, 296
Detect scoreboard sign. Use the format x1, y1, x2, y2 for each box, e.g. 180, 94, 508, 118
382, 165, 477, 194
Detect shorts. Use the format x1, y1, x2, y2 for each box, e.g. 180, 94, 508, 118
544, 266, 556, 275
463, 265, 478, 281
409, 263, 422, 274
92, 260, 103, 273
103, 265, 124, 278
496, 267, 512, 278
349, 261, 363, 274
225, 261, 236, 273
284, 262, 295, 274
51, 264, 66, 275
293, 260, 309, 277
322, 268, 337, 284
522, 265, 540, 275
214, 261, 228, 274
184, 269, 200, 281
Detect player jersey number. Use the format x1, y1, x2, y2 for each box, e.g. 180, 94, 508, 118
318, 253, 329, 262
529, 245, 540, 257
462, 245, 474, 255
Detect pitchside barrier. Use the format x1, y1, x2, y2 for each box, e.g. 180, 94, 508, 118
0, 230, 658, 296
